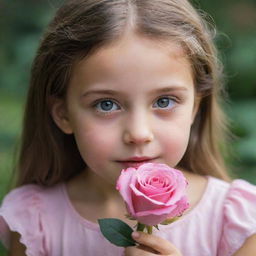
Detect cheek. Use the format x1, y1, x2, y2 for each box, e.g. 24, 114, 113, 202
163, 131, 190, 157
158, 116, 192, 163
73, 122, 118, 163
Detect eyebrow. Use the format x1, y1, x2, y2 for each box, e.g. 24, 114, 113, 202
82, 89, 120, 98
150, 86, 188, 95
82, 85, 188, 98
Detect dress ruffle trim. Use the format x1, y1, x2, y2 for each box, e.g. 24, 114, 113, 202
219, 179, 256, 256
0, 185, 47, 256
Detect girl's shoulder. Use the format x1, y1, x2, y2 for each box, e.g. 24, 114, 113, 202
208, 176, 256, 203
0, 183, 65, 255
222, 177, 256, 227
0, 183, 64, 213
204, 176, 256, 218
209, 176, 256, 255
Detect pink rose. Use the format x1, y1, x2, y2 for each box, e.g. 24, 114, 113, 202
116, 163, 189, 226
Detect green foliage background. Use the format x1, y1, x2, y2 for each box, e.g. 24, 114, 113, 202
0, 0, 256, 254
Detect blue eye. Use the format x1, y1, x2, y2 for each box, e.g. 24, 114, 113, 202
153, 97, 175, 109
95, 100, 120, 112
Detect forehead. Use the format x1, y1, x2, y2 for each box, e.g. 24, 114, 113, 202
69, 34, 194, 91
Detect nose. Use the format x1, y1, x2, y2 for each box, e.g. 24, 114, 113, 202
123, 112, 154, 145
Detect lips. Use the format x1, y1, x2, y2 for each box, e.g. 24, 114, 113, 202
117, 157, 157, 169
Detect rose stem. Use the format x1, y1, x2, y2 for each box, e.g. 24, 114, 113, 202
136, 222, 145, 232
146, 225, 153, 234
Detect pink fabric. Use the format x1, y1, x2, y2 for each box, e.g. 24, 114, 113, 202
0, 177, 256, 256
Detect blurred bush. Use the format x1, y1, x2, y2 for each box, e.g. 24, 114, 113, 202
197, 0, 256, 183
0, 0, 256, 193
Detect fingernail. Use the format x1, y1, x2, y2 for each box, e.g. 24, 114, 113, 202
132, 232, 140, 239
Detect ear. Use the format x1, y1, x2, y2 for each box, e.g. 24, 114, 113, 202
50, 97, 73, 134
191, 95, 201, 125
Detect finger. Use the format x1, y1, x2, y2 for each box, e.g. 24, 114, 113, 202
125, 246, 156, 256
132, 231, 181, 255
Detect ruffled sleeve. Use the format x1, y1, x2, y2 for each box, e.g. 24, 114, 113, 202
0, 185, 47, 256
218, 179, 256, 256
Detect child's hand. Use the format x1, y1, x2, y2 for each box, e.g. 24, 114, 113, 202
125, 231, 182, 255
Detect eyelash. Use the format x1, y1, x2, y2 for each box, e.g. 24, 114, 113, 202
92, 96, 178, 115
153, 96, 178, 110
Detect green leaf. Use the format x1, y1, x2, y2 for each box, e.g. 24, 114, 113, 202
0, 240, 7, 254
98, 218, 136, 247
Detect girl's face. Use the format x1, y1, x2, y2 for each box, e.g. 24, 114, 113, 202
53, 35, 199, 185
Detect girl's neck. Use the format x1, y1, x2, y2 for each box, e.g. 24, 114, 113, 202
66, 169, 121, 205
65, 169, 134, 225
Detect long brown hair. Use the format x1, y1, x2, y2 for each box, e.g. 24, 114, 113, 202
16, 0, 231, 187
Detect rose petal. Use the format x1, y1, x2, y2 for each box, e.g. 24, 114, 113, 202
130, 184, 165, 206
136, 205, 177, 217
116, 168, 137, 216
166, 196, 189, 218
134, 206, 177, 226
149, 191, 172, 203
135, 214, 169, 226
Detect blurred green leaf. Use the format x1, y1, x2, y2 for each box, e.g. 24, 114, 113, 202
0, 241, 7, 256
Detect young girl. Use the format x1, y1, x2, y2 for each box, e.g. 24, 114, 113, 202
1, 0, 256, 255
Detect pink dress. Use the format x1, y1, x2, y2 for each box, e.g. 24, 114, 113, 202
0, 176, 256, 256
